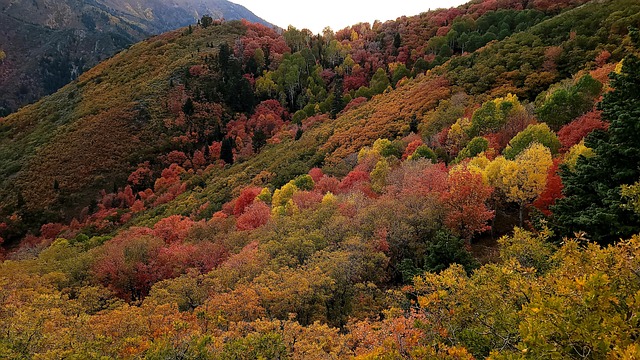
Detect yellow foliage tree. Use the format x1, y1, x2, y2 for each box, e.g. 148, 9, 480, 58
272, 182, 298, 207
370, 158, 390, 193
563, 139, 594, 171
490, 142, 553, 225
465, 153, 491, 183
621, 181, 640, 215
446, 117, 471, 154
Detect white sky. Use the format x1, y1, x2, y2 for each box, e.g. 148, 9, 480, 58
230, 0, 470, 34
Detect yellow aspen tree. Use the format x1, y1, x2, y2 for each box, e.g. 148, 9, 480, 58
499, 142, 553, 226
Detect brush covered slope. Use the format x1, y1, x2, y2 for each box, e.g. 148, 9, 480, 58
0, 0, 270, 115
1, 0, 640, 358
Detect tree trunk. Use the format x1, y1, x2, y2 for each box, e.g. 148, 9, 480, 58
519, 203, 524, 228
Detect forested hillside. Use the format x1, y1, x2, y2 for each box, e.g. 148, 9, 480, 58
1, 0, 640, 358
0, 0, 270, 115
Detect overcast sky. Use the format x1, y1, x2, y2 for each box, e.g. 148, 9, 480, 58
230, 0, 469, 34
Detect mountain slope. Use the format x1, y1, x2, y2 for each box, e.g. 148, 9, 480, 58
0, 0, 270, 115
1, 0, 638, 243
0, 21, 247, 229
0, 0, 639, 358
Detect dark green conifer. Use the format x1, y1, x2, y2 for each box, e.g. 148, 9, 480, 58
552, 54, 640, 243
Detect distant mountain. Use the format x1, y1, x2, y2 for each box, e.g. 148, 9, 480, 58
0, 0, 271, 115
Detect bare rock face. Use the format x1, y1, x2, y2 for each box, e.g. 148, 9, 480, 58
0, 0, 270, 115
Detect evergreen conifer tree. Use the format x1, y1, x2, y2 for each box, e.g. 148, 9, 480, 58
551, 54, 640, 243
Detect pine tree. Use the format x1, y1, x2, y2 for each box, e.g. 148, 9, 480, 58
182, 97, 194, 116
409, 114, 419, 133
252, 129, 267, 152
220, 137, 234, 164
551, 54, 640, 244
330, 78, 344, 119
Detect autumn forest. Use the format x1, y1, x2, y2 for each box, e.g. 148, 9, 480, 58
1, 0, 640, 358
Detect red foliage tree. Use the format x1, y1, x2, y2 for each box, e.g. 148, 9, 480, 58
441, 169, 494, 240
292, 191, 324, 210
152, 215, 195, 244
233, 187, 263, 216
192, 149, 207, 169
595, 50, 611, 67
344, 71, 368, 92
338, 170, 371, 193
400, 163, 449, 197
533, 158, 563, 216
247, 100, 288, 137
0, 222, 6, 246
402, 139, 424, 160
342, 97, 369, 113
94, 224, 226, 301
557, 110, 608, 150
164, 151, 188, 166
208, 141, 222, 160
315, 176, 340, 195
155, 242, 228, 279
308, 168, 325, 183
237, 20, 290, 68
153, 163, 187, 205
94, 233, 163, 301
236, 202, 272, 231
128, 162, 153, 189
130, 200, 145, 213
119, 186, 136, 208
40, 223, 66, 240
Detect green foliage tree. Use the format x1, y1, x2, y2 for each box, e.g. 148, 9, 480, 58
274, 53, 308, 110
552, 55, 640, 244
391, 64, 410, 86
412, 58, 429, 75
423, 230, 479, 274
283, 26, 308, 53
502, 123, 560, 159
252, 129, 267, 152
272, 182, 298, 207
537, 74, 603, 130
372, 138, 402, 158
468, 94, 526, 138
369, 68, 390, 95
292, 174, 314, 191
221, 333, 288, 359
354, 86, 373, 99
200, 15, 213, 28
409, 145, 437, 162
455, 137, 489, 163
182, 97, 194, 117
498, 227, 556, 273
413, 231, 640, 359
393, 33, 402, 49
621, 182, 640, 215
292, 110, 307, 124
